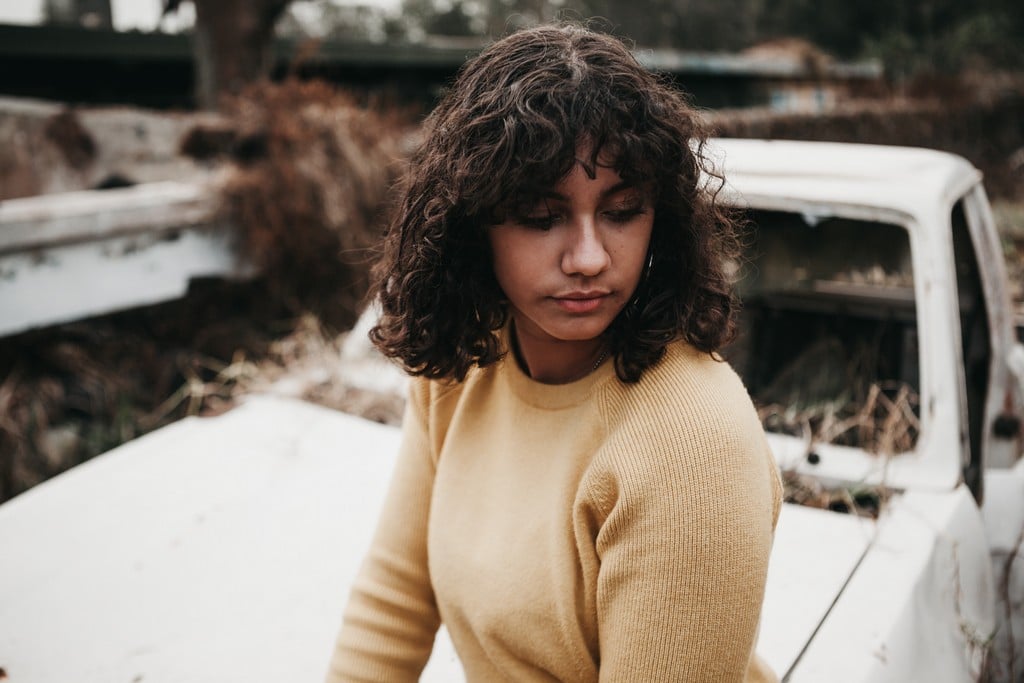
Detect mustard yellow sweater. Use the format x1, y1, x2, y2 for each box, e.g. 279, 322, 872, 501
326, 340, 782, 682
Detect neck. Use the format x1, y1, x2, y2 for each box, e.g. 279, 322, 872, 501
511, 324, 608, 385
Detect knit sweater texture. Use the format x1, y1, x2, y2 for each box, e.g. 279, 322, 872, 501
326, 339, 783, 682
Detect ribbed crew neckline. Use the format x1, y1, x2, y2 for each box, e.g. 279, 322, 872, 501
498, 339, 618, 410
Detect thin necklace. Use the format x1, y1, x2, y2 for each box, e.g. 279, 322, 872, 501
565, 346, 609, 383
509, 322, 609, 382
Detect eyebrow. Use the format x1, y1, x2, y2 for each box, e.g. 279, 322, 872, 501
540, 181, 637, 201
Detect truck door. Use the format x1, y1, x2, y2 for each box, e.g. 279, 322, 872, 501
954, 186, 1023, 489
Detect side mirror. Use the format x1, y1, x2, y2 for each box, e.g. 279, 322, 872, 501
993, 412, 1022, 438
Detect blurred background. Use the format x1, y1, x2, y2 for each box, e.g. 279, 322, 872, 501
1, 0, 1022, 503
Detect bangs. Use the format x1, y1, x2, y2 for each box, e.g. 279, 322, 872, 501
443, 29, 677, 225
478, 121, 663, 226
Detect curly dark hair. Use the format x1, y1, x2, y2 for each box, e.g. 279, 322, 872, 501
369, 23, 741, 383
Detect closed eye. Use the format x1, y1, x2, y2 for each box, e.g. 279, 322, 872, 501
517, 212, 561, 230
604, 205, 648, 223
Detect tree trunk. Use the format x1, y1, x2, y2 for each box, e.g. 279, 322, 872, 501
191, 0, 291, 110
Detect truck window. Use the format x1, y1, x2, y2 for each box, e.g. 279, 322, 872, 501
724, 209, 920, 453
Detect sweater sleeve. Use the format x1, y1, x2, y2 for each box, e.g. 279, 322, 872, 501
324, 379, 441, 682
587, 372, 781, 682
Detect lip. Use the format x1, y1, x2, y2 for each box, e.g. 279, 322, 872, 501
551, 290, 610, 314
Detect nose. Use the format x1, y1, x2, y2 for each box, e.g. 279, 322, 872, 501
561, 219, 611, 276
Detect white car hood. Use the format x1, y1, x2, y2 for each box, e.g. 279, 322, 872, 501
0, 396, 994, 683
757, 504, 875, 678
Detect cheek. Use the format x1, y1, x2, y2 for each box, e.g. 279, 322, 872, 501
492, 255, 537, 302
488, 232, 531, 297
490, 257, 512, 296
620, 223, 655, 282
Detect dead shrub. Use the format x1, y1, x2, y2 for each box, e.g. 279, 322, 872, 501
1, 84, 413, 503
43, 109, 96, 170
179, 122, 237, 160
216, 78, 410, 329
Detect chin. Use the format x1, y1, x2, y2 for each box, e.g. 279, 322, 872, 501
549, 318, 615, 342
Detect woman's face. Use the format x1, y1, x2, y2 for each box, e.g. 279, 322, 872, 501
489, 151, 655, 352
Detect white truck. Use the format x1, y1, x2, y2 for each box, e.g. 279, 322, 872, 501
714, 138, 1024, 681
1, 139, 1023, 682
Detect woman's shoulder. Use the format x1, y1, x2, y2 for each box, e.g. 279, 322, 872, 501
405, 362, 500, 432
651, 339, 740, 382
603, 340, 753, 426
593, 340, 770, 474
585, 340, 780, 522
406, 373, 469, 423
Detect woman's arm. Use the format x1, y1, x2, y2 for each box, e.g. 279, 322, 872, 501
588, 371, 781, 681
324, 380, 441, 682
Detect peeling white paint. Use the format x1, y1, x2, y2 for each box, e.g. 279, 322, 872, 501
0, 181, 254, 336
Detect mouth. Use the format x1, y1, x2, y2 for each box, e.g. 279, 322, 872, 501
551, 291, 610, 314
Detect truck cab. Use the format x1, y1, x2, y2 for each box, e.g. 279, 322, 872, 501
715, 138, 1024, 680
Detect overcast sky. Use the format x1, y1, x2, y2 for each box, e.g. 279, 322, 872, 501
0, 0, 397, 31
0, 0, 180, 30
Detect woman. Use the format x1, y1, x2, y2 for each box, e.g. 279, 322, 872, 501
326, 23, 782, 682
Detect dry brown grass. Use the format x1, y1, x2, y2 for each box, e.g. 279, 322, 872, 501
758, 381, 921, 456
217, 313, 404, 426
781, 469, 891, 518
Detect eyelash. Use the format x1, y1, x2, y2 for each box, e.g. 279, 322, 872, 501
518, 204, 647, 230
606, 205, 647, 223
519, 214, 558, 230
